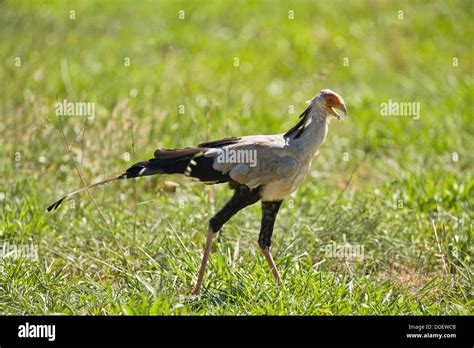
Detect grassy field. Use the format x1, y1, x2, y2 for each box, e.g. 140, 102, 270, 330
0, 0, 472, 315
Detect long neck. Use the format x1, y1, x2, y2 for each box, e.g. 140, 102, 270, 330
285, 105, 329, 156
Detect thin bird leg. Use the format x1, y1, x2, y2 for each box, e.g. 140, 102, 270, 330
193, 226, 214, 295
192, 185, 261, 295
261, 248, 281, 283
259, 200, 283, 283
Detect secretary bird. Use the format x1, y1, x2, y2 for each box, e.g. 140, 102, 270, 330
47, 89, 347, 294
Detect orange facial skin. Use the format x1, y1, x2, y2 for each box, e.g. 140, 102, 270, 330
322, 91, 347, 119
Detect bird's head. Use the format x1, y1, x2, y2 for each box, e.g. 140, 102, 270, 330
310, 89, 347, 121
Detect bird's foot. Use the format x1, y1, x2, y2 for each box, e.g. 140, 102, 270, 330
191, 285, 201, 296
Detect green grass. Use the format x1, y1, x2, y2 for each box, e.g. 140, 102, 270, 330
0, 0, 472, 315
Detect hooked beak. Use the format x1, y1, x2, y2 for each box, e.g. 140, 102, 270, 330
327, 104, 347, 121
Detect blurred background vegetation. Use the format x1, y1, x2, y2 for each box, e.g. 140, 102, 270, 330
0, 0, 472, 315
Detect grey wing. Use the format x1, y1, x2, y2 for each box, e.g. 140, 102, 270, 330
206, 135, 298, 188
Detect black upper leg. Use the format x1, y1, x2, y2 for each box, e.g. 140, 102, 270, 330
209, 184, 261, 233
258, 200, 283, 250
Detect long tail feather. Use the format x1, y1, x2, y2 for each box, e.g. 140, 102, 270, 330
47, 145, 232, 212
46, 174, 125, 212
